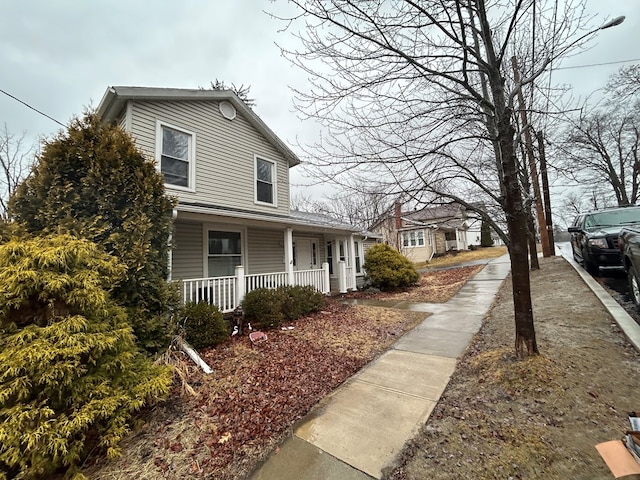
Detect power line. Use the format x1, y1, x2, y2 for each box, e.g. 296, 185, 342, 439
0, 88, 66, 128
554, 57, 640, 71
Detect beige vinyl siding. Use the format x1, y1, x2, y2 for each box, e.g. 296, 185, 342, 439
246, 228, 285, 274
117, 111, 127, 130
128, 100, 290, 215
172, 222, 203, 279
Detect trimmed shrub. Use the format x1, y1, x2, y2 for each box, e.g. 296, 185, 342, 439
363, 243, 420, 290
283, 285, 324, 320
242, 285, 325, 328
180, 301, 228, 350
242, 288, 287, 328
0, 234, 172, 479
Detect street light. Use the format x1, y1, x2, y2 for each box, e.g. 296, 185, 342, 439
600, 16, 625, 30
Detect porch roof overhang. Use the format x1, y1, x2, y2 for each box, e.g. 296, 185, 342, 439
96, 86, 300, 168
176, 202, 381, 238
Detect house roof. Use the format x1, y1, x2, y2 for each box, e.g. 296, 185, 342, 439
403, 204, 462, 223
176, 201, 380, 238
290, 210, 382, 238
96, 86, 301, 168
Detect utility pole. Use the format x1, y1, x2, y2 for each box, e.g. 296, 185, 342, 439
511, 56, 551, 258
537, 130, 556, 256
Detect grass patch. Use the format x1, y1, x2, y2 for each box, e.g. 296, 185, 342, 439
469, 347, 560, 396
419, 246, 507, 269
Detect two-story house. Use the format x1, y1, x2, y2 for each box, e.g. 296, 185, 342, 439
96, 86, 377, 312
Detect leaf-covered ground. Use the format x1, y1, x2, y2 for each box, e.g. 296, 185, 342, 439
83, 265, 482, 480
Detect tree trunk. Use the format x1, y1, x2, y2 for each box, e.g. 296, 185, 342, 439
497, 116, 539, 357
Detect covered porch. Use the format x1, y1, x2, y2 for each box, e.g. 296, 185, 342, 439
169, 204, 369, 313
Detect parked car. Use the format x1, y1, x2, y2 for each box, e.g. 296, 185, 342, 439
568, 206, 640, 275
619, 226, 640, 310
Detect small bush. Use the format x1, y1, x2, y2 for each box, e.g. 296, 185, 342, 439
283, 285, 324, 320
242, 285, 325, 328
242, 288, 287, 328
363, 243, 420, 291
180, 301, 228, 350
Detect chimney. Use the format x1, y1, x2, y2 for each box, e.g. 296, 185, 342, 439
394, 200, 402, 229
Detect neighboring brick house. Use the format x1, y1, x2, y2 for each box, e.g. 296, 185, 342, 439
96, 86, 378, 310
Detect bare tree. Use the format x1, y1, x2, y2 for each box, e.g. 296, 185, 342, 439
561, 94, 640, 207
605, 64, 640, 100
274, 0, 606, 357
292, 189, 393, 231
0, 124, 33, 219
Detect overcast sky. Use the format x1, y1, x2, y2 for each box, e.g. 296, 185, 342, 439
1, 1, 639, 201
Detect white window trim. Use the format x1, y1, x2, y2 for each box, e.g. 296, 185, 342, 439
354, 240, 364, 276
155, 120, 196, 193
254, 155, 278, 207
203, 224, 247, 277
402, 229, 427, 248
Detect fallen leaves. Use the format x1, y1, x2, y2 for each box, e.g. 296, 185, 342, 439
84, 264, 483, 480
379, 265, 484, 302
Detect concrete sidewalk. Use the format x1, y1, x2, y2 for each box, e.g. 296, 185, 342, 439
250, 254, 512, 480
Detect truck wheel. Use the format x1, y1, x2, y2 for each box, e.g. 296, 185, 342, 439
583, 249, 599, 275
629, 266, 640, 310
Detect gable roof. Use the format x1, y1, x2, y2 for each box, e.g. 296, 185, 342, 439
404, 204, 462, 223
96, 86, 301, 167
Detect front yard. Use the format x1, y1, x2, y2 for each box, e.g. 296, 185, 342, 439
83, 265, 483, 479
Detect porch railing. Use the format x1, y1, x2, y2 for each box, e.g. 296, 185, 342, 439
246, 271, 289, 291
182, 275, 236, 313
180, 263, 331, 313
293, 268, 326, 289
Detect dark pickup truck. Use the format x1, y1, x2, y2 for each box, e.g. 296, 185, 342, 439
619, 226, 640, 310
568, 206, 640, 275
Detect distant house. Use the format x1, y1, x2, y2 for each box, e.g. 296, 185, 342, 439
96, 86, 378, 311
371, 202, 477, 263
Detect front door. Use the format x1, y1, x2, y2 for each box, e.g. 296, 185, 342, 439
293, 238, 317, 271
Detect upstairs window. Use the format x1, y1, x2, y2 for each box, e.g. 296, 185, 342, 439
255, 156, 277, 206
157, 122, 195, 190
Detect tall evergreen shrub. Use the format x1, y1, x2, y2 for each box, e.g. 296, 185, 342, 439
9, 112, 178, 351
0, 235, 172, 480
480, 218, 494, 247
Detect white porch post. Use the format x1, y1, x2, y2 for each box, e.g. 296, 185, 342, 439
284, 227, 295, 285
338, 261, 347, 293
235, 265, 245, 306
321, 262, 330, 294
348, 234, 357, 289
